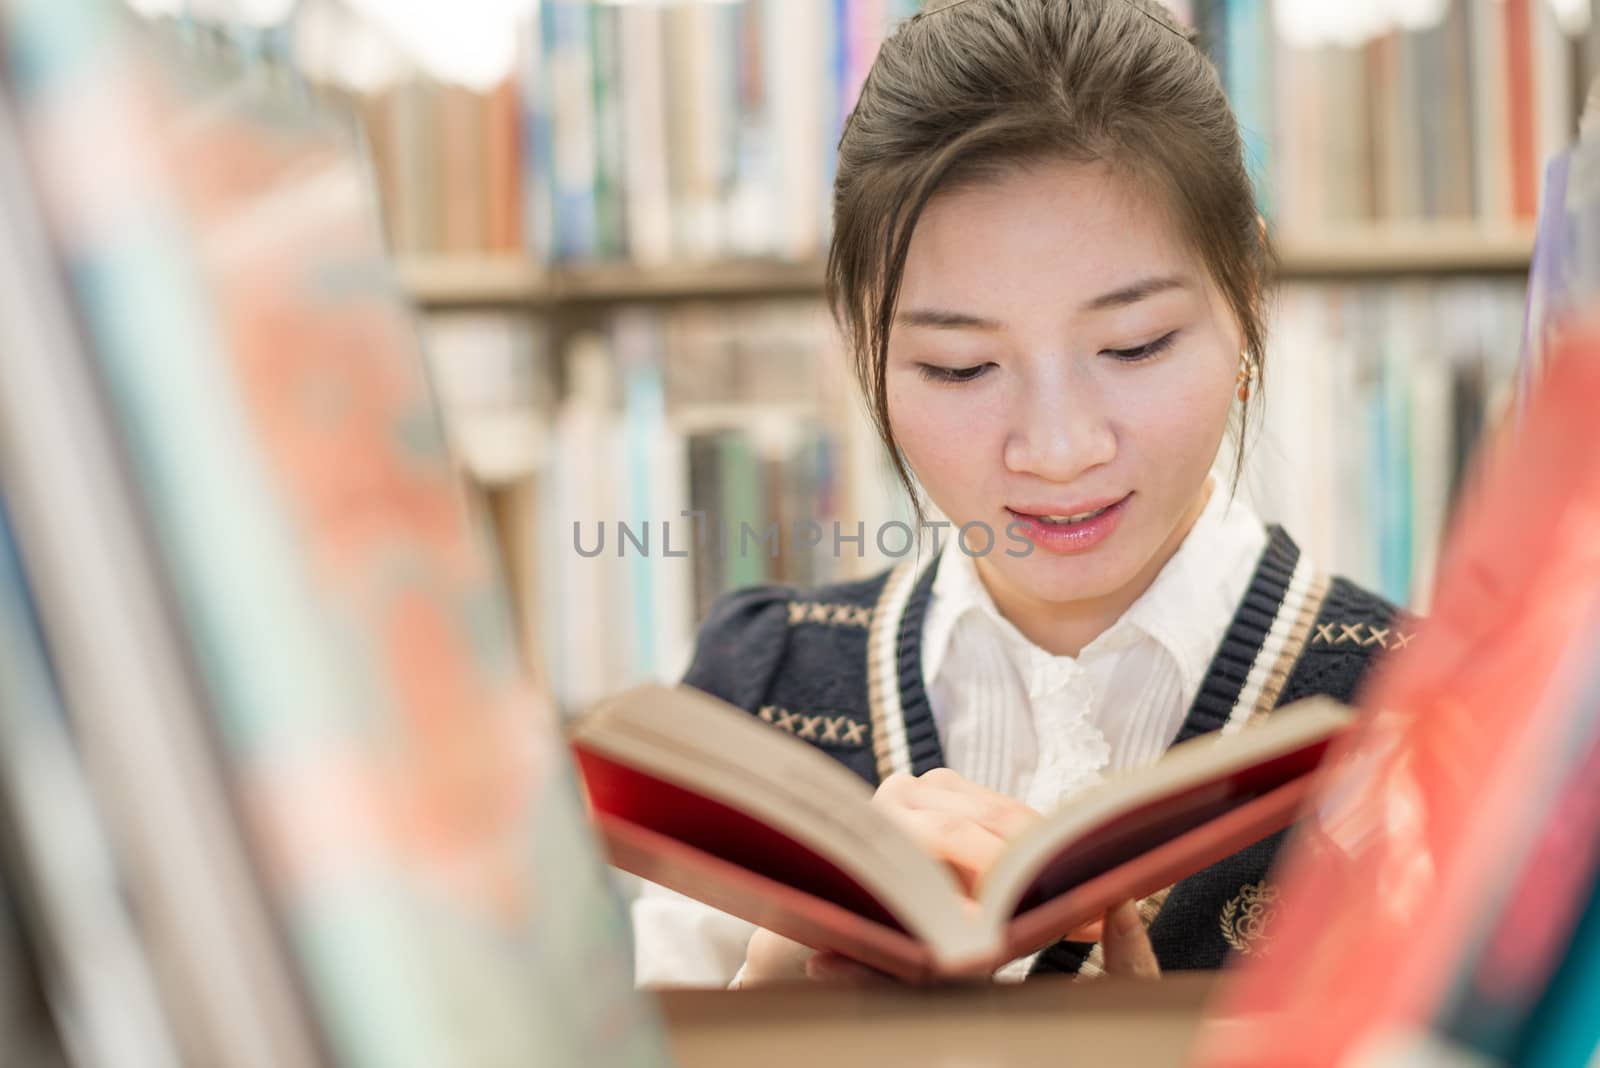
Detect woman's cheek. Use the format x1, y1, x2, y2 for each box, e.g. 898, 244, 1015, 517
1107, 353, 1232, 447
890, 386, 988, 500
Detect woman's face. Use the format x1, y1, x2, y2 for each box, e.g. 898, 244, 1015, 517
887, 159, 1241, 618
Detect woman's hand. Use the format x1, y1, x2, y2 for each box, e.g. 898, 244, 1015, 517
1100, 899, 1161, 980
735, 768, 1039, 988
737, 897, 1162, 988
732, 927, 815, 987
732, 770, 1160, 986
871, 768, 1042, 893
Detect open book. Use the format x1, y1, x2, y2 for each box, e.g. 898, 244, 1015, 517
571, 685, 1352, 982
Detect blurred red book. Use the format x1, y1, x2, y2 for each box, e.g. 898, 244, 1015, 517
1193, 329, 1600, 1067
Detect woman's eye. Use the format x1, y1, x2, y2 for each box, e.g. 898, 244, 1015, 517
1104, 330, 1179, 363
916, 362, 993, 384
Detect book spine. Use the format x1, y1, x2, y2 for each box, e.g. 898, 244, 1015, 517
1438, 1, 1477, 220
547, 0, 599, 259
727, 0, 773, 259
1223, 0, 1272, 215
1468, 0, 1513, 222
439, 84, 483, 254
617, 311, 662, 680
618, 5, 673, 266
1505, 0, 1539, 221
0, 500, 187, 1067
1531, 0, 1576, 208
763, 0, 826, 260
519, 10, 555, 263
483, 76, 523, 254
687, 431, 723, 625
592, 3, 625, 260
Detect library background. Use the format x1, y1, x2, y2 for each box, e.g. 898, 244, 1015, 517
1, 0, 1599, 1066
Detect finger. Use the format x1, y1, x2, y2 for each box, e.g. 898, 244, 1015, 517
1100, 900, 1160, 980
873, 770, 1040, 842
893, 785, 1040, 842
907, 769, 1042, 839
889, 809, 1010, 894
742, 928, 814, 986
805, 952, 896, 986
872, 772, 919, 806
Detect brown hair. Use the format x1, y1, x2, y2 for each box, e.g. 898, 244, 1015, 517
825, 0, 1274, 521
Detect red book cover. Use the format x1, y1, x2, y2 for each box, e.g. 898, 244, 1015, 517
1193, 330, 1600, 1067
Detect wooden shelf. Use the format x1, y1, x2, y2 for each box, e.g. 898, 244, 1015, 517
1272, 225, 1535, 278
557, 257, 824, 301
399, 227, 1534, 308
399, 256, 824, 308
396, 258, 548, 306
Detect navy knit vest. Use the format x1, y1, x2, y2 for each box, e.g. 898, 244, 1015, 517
680, 525, 1407, 974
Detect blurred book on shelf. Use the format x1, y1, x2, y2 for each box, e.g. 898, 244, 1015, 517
144, 2, 1587, 266
1194, 324, 1600, 1068
0, 3, 668, 1065
310, 0, 1595, 264
337, 0, 920, 265
533, 299, 914, 715
1215, 0, 1584, 234
1244, 277, 1526, 611
420, 310, 552, 485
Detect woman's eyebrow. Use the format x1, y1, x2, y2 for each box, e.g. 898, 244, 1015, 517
1083, 274, 1190, 311
895, 307, 1004, 331
897, 275, 1192, 330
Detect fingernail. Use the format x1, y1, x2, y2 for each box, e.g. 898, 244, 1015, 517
1114, 901, 1142, 937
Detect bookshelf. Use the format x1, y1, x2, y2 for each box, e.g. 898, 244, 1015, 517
372, 0, 1572, 706
399, 226, 1535, 309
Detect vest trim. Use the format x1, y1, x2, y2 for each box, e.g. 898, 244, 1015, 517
866, 553, 936, 780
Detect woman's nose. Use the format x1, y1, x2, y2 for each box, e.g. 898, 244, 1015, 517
1001, 365, 1116, 482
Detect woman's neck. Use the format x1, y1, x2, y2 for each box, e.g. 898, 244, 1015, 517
975, 478, 1215, 658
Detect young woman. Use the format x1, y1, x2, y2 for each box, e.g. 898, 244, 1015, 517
633, 0, 1405, 987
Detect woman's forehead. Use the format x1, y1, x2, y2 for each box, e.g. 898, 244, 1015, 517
900, 161, 1200, 314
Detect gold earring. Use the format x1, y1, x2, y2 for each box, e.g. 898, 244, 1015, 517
1236, 355, 1253, 403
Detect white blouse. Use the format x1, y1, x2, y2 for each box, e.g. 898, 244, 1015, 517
631, 476, 1269, 988
923, 475, 1268, 807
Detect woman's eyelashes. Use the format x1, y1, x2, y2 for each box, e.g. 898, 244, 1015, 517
913, 331, 1181, 384
1103, 329, 1180, 363
916, 361, 994, 384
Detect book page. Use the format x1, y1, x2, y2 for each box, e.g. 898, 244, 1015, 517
977, 698, 1352, 928
576, 684, 996, 965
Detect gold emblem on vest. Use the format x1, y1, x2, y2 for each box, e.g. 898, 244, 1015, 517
1221, 880, 1281, 956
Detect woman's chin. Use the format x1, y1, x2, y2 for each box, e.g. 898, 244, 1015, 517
982, 551, 1141, 609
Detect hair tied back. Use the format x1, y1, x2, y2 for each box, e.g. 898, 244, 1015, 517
919, 0, 1196, 46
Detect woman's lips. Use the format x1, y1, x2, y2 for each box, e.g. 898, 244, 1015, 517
1005, 493, 1132, 555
